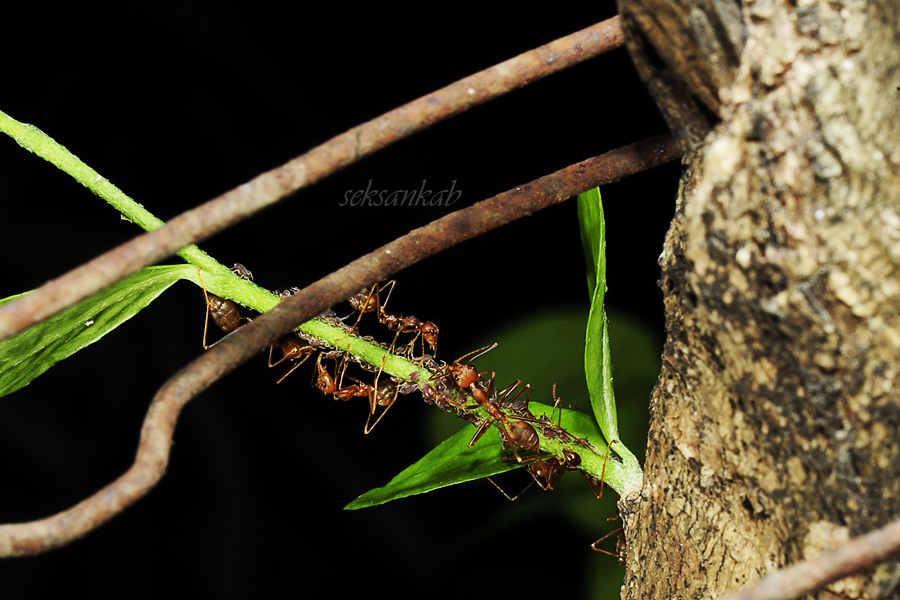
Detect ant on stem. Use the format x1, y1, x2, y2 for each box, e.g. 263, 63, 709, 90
488, 385, 619, 503
345, 281, 439, 362
433, 344, 542, 462
313, 352, 401, 434
265, 288, 320, 384
268, 334, 317, 384
197, 268, 249, 349
537, 385, 620, 500
362, 365, 402, 434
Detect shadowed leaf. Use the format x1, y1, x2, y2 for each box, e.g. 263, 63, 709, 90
0, 265, 195, 397
346, 401, 608, 509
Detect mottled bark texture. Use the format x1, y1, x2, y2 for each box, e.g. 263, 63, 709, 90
617, 1, 900, 599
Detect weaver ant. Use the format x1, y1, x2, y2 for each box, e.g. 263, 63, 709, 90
525, 449, 581, 492
313, 352, 401, 434
345, 281, 439, 361
343, 283, 387, 327
268, 333, 317, 384
198, 269, 249, 349
487, 447, 580, 501
534, 386, 619, 499
363, 369, 401, 434
492, 385, 618, 501
430, 345, 539, 457
440, 359, 541, 461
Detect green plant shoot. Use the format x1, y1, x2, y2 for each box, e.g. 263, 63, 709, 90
0, 109, 639, 506
578, 187, 642, 491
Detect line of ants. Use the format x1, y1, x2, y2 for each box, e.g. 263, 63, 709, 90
199, 267, 624, 559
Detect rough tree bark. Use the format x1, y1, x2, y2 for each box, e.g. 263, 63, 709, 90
616, 1, 900, 598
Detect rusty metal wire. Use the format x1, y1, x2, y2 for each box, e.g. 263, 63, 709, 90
0, 16, 625, 342
0, 135, 681, 556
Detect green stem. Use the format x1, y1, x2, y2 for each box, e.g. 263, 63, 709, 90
0, 108, 425, 383
0, 109, 632, 495
0, 109, 228, 277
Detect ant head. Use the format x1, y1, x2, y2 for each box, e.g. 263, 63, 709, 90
421, 321, 439, 349
451, 364, 479, 388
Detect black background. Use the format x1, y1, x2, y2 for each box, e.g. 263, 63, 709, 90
0, 2, 681, 599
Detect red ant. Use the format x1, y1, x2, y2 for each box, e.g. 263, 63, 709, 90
268, 333, 317, 384
363, 370, 401, 434
346, 281, 439, 360
313, 353, 401, 434
433, 345, 541, 461
535, 385, 619, 499
468, 380, 542, 459
198, 269, 249, 349
264, 288, 322, 383
490, 386, 618, 502
487, 447, 578, 501
343, 283, 387, 327
526, 448, 581, 491
314, 352, 365, 400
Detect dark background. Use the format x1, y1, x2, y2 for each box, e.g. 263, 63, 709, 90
0, 2, 681, 599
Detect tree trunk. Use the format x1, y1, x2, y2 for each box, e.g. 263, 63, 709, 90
617, 1, 900, 598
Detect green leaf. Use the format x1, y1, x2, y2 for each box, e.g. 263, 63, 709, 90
345, 401, 611, 509
578, 188, 615, 439
345, 425, 515, 509
0, 265, 195, 397
578, 187, 606, 301
578, 188, 641, 477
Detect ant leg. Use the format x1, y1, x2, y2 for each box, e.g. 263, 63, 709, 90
487, 476, 534, 502
468, 420, 492, 447
363, 384, 400, 434
198, 269, 213, 350
197, 269, 244, 349
498, 380, 532, 413
591, 526, 624, 561
385, 328, 404, 355
275, 349, 316, 384
584, 440, 618, 500
268, 336, 317, 383
337, 352, 360, 390
364, 358, 400, 434
345, 283, 379, 333
375, 280, 398, 322
268, 342, 282, 368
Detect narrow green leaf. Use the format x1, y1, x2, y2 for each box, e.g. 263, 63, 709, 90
0, 265, 195, 397
345, 402, 612, 509
345, 425, 515, 509
578, 186, 605, 301
578, 188, 615, 439
578, 188, 641, 476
